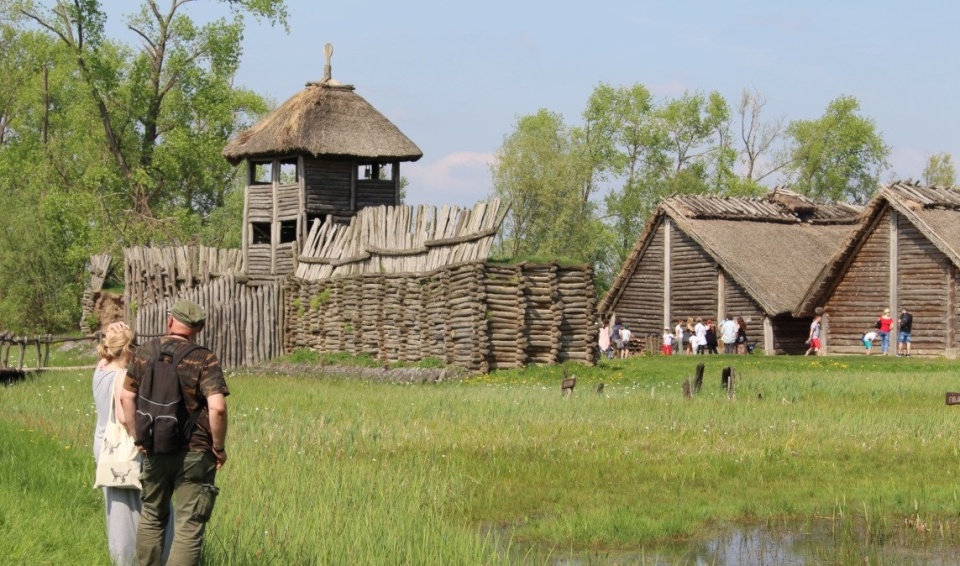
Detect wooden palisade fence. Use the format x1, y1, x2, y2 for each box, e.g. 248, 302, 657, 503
133, 274, 282, 370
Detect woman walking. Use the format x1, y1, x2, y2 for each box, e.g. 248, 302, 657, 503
93, 328, 141, 565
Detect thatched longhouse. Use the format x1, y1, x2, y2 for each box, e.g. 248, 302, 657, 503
600, 189, 861, 354
222, 45, 422, 280
796, 182, 960, 356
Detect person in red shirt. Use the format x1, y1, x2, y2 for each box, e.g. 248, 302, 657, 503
877, 308, 894, 355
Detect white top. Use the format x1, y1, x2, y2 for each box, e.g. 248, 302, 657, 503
720, 319, 738, 343
662, 332, 674, 345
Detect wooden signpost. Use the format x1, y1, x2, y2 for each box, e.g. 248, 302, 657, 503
946, 392, 960, 405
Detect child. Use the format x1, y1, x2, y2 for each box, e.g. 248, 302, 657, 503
805, 315, 822, 356
661, 328, 674, 355
862, 330, 878, 354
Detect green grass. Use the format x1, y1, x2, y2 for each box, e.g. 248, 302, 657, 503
3, 354, 960, 563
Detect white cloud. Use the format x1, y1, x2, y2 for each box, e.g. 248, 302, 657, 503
403, 151, 496, 207
648, 79, 689, 97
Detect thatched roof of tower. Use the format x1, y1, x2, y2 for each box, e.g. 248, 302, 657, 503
795, 181, 960, 315
222, 82, 423, 165
600, 188, 862, 317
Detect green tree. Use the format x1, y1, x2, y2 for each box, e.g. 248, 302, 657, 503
785, 96, 890, 203
492, 110, 595, 261
18, 0, 284, 235
922, 152, 957, 186
0, 1, 286, 332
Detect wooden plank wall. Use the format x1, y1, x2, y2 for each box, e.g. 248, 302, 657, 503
284, 261, 596, 373
610, 222, 664, 338
823, 210, 891, 353
133, 274, 282, 370
355, 179, 397, 208
669, 228, 720, 324
304, 158, 352, 214
897, 215, 948, 354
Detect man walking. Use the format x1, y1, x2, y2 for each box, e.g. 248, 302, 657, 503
121, 300, 229, 566
805, 315, 822, 356
897, 307, 913, 357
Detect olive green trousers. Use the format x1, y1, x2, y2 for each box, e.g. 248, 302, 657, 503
137, 451, 219, 566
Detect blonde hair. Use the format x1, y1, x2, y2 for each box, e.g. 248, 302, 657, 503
97, 328, 136, 365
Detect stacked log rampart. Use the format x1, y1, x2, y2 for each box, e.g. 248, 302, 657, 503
284, 261, 596, 372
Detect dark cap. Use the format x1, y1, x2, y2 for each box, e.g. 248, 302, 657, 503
170, 300, 206, 328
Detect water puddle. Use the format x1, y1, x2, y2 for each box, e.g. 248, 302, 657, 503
494, 518, 960, 565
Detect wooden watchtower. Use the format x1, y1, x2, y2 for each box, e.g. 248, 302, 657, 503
222, 44, 423, 280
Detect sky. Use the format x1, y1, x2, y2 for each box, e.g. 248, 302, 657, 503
112, 0, 960, 207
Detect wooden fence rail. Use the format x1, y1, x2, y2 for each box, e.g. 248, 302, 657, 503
0, 332, 98, 371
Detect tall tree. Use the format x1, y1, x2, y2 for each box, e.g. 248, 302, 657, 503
737, 88, 786, 184
922, 152, 957, 186
18, 0, 284, 233
785, 95, 889, 203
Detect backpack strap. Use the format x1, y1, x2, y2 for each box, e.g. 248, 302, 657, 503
167, 341, 207, 443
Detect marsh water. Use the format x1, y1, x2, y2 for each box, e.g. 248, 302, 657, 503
496, 518, 960, 565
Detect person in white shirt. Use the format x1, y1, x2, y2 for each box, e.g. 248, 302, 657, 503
719, 315, 738, 354
694, 318, 706, 355
861, 330, 878, 354
620, 326, 632, 358
662, 328, 674, 355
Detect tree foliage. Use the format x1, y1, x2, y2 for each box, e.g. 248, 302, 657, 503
784, 96, 890, 204
0, 1, 286, 332
922, 152, 957, 186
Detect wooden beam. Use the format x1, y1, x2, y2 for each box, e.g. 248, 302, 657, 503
393, 162, 401, 205
663, 219, 671, 329
889, 210, 898, 315
350, 160, 357, 211
763, 315, 774, 355
949, 262, 957, 349
271, 158, 279, 275
717, 271, 726, 324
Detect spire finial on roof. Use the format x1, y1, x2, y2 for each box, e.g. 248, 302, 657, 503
323, 43, 333, 83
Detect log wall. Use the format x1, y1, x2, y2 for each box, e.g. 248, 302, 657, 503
613, 221, 664, 338
822, 210, 891, 353
897, 216, 948, 354
284, 261, 596, 373
669, 227, 719, 324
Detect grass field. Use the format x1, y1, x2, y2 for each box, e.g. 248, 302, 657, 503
3, 352, 960, 564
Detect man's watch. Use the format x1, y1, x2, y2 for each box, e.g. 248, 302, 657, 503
212, 445, 225, 453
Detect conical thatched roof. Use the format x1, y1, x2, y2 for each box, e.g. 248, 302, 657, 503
795, 181, 960, 315
601, 188, 862, 317
222, 83, 423, 165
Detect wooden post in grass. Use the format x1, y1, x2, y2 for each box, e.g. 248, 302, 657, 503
694, 363, 704, 394
683, 379, 692, 399
946, 392, 960, 405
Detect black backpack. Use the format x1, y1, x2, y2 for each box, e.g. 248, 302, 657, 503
135, 341, 204, 454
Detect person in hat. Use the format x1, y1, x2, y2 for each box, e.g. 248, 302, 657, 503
876, 308, 894, 355
119, 299, 229, 566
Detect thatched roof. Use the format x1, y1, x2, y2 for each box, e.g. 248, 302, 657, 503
601, 188, 862, 317
796, 181, 960, 315
222, 82, 423, 165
